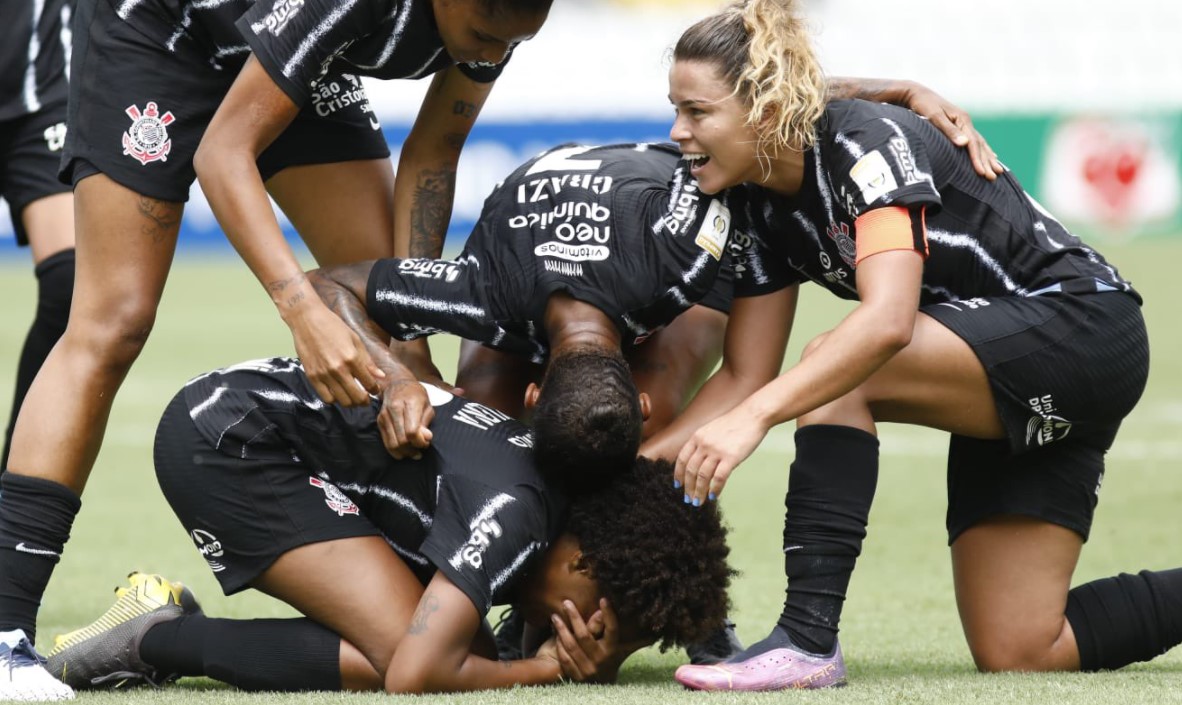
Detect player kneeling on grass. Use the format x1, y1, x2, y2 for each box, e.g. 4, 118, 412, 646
45, 357, 733, 693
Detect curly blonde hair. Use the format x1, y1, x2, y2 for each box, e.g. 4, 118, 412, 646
674, 0, 826, 156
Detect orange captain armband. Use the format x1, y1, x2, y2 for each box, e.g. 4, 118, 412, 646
854, 206, 929, 265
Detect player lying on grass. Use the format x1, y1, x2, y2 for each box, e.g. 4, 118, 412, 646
45, 356, 733, 693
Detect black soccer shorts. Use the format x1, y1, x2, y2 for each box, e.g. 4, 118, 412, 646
923, 291, 1148, 542
0, 101, 70, 245
61, 0, 388, 203
153, 393, 381, 595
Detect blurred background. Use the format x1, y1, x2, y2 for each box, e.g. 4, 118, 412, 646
4, 0, 1180, 255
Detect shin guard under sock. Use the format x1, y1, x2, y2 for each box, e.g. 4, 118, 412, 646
776, 424, 879, 655
0, 472, 81, 643
1066, 567, 1182, 671
140, 614, 341, 691
3, 248, 75, 474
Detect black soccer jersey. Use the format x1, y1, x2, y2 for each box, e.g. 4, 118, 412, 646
0, 0, 72, 120
367, 143, 734, 361
726, 100, 1139, 305
108, 0, 509, 105
181, 357, 564, 615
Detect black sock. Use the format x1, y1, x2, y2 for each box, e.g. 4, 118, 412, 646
1066, 567, 1182, 671
140, 614, 342, 691
0, 472, 81, 644
3, 248, 75, 474
775, 425, 879, 655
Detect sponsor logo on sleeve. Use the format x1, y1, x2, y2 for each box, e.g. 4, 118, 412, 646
694, 199, 731, 260
398, 259, 462, 282
849, 150, 897, 207
888, 136, 924, 185
460, 519, 503, 569
122, 102, 175, 166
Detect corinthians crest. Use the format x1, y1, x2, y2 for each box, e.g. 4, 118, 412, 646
309, 476, 360, 517
122, 102, 175, 165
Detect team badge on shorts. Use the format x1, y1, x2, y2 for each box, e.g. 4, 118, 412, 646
122, 101, 175, 165
309, 476, 360, 516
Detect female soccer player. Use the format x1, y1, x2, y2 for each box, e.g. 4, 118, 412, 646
0, 3, 76, 699
45, 356, 733, 693
0, 0, 74, 476
645, 0, 1182, 690
0, 0, 549, 698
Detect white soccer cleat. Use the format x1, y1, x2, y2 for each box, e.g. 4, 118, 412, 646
0, 629, 75, 701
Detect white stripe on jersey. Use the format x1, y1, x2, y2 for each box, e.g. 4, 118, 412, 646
489, 541, 543, 595
333, 480, 433, 528
23, 0, 45, 112
167, 0, 240, 52
791, 209, 825, 252
927, 227, 1029, 296
812, 141, 837, 224
59, 3, 71, 81
281, 0, 359, 79
373, 289, 487, 320
349, 0, 412, 70
256, 388, 326, 410
189, 385, 230, 420
833, 132, 864, 160
382, 535, 429, 566
116, 0, 150, 20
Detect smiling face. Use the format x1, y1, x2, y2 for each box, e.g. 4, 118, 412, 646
432, 0, 548, 67
668, 59, 763, 195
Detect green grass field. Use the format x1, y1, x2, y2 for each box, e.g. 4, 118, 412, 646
2, 240, 1181, 704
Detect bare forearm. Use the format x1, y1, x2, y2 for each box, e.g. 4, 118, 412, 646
309, 268, 409, 379
826, 76, 916, 105
744, 306, 905, 428
395, 163, 458, 259
196, 148, 311, 317
642, 365, 767, 460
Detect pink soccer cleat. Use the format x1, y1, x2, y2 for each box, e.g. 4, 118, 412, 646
674, 638, 845, 691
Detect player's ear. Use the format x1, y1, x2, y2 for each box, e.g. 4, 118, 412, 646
523, 382, 541, 412
569, 550, 590, 575
638, 392, 651, 422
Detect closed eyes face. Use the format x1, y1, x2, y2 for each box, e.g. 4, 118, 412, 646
668, 59, 761, 195
516, 534, 600, 630
433, 0, 548, 67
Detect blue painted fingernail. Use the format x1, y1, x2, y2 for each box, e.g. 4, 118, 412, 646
692, 497, 701, 507
708, 492, 717, 501
683, 494, 690, 504
673, 480, 682, 489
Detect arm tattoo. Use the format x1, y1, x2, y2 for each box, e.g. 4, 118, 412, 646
409, 168, 456, 259
408, 594, 441, 635
452, 100, 477, 118
826, 77, 898, 102
266, 271, 309, 310
309, 266, 393, 359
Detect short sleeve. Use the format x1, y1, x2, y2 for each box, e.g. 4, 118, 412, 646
237, 0, 386, 105
419, 476, 549, 615
366, 257, 500, 342
454, 44, 515, 83
826, 116, 942, 219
